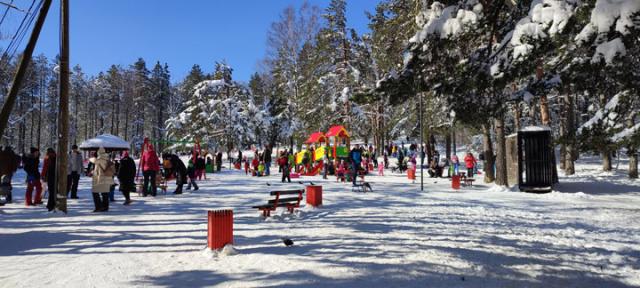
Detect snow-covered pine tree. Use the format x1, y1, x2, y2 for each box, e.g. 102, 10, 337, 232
574, 0, 640, 174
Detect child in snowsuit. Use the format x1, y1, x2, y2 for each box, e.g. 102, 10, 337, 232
257, 162, 265, 177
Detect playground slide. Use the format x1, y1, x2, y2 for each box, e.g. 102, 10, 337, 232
302, 164, 322, 176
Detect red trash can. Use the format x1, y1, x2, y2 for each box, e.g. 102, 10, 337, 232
306, 185, 322, 207
207, 209, 233, 250
407, 169, 416, 180
452, 175, 461, 190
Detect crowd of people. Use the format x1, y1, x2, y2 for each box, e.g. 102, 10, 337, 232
0, 143, 228, 212
0, 141, 483, 212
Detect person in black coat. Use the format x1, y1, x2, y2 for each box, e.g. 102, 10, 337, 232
263, 145, 272, 176
194, 154, 206, 180
117, 151, 136, 205
186, 160, 199, 191
43, 148, 57, 211
215, 152, 223, 172
164, 154, 187, 194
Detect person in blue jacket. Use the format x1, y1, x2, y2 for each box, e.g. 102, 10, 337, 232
348, 144, 363, 185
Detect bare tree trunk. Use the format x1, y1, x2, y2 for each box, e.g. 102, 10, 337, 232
38, 82, 43, 148
602, 151, 612, 171
445, 129, 451, 161
628, 117, 638, 179
629, 148, 638, 179
514, 103, 521, 131
17, 98, 24, 152
494, 116, 508, 186
30, 93, 35, 148
482, 123, 495, 183
564, 94, 576, 175
559, 104, 566, 171
124, 103, 129, 142
540, 94, 551, 126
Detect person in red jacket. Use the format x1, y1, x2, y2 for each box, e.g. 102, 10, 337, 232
140, 145, 160, 197
464, 152, 477, 177
23, 147, 43, 206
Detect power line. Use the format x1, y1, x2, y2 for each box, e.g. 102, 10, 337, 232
8, 0, 41, 58
1, 0, 37, 58
0, 0, 16, 29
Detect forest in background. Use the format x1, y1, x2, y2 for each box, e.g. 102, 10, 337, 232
1, 0, 639, 186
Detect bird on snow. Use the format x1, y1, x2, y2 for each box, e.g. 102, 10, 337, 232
281, 237, 294, 247
266, 182, 271, 186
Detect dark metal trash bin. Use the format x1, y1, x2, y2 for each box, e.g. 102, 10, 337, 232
518, 129, 555, 193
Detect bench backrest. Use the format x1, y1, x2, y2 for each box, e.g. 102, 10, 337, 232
268, 189, 304, 208
270, 189, 304, 196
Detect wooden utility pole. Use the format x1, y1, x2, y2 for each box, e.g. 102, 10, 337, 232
55, 0, 70, 213
0, 0, 52, 138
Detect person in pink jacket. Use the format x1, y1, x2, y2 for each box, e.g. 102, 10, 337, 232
140, 145, 160, 197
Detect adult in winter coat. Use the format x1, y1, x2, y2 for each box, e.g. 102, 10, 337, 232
263, 145, 272, 176
186, 160, 199, 191
215, 152, 223, 172
42, 148, 57, 211
117, 151, 136, 205
278, 152, 290, 183
0, 146, 19, 203
67, 144, 84, 199
195, 154, 206, 180
464, 152, 477, 177
164, 154, 187, 194
348, 144, 363, 185
23, 147, 43, 206
140, 146, 160, 197
92, 147, 115, 212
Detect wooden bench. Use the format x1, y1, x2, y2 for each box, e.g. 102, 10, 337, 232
252, 189, 304, 217
462, 177, 475, 187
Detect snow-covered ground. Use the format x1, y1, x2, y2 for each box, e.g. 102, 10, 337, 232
1, 156, 639, 288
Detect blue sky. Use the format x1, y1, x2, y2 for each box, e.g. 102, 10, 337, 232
0, 0, 379, 82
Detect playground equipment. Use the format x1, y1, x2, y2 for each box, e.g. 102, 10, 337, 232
325, 125, 350, 160
305, 132, 328, 161
302, 132, 328, 176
